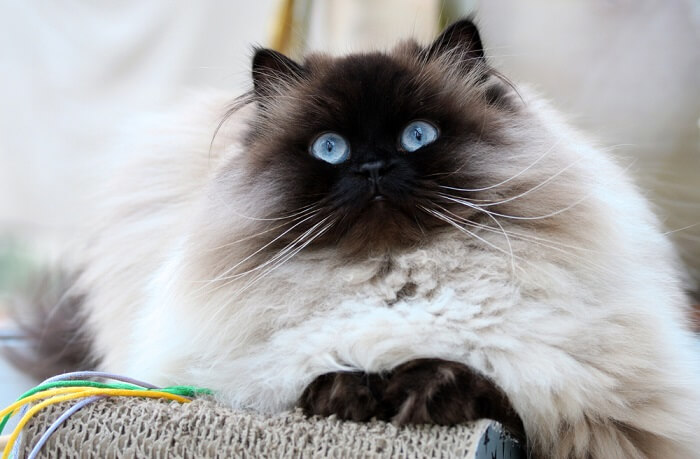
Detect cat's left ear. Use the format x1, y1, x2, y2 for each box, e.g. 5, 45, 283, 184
426, 18, 485, 69
252, 48, 306, 98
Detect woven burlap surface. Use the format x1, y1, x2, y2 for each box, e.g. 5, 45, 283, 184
19, 397, 490, 458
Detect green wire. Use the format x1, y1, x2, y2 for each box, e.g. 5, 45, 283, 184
158, 385, 214, 397
0, 380, 213, 434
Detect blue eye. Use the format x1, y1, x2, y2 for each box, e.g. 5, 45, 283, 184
400, 120, 439, 152
310, 132, 350, 164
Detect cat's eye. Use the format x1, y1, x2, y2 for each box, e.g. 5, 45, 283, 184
310, 132, 350, 164
400, 120, 439, 152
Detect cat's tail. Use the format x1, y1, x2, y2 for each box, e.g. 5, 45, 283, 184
4, 269, 97, 381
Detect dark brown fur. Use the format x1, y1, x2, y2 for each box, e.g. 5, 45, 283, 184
299, 358, 525, 441
298, 371, 388, 422
4, 270, 96, 380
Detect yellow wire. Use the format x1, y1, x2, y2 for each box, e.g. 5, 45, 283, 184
0, 387, 86, 420
2, 388, 191, 459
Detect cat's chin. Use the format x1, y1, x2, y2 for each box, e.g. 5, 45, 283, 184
328, 201, 430, 258
367, 196, 389, 209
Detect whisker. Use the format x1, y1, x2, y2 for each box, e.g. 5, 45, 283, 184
438, 158, 638, 221
421, 204, 618, 284
418, 205, 519, 271
438, 192, 586, 221
234, 219, 335, 297
206, 215, 331, 295
435, 205, 618, 277
225, 202, 319, 222
205, 205, 320, 252
436, 136, 563, 188
425, 203, 515, 273
452, 210, 605, 254
471, 207, 515, 273
205, 217, 334, 325
662, 222, 700, 236
194, 211, 322, 292
465, 156, 585, 208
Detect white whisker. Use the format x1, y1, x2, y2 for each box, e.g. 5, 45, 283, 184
475, 157, 584, 207
225, 202, 319, 222
207, 215, 331, 296
235, 219, 335, 296
418, 205, 519, 272
436, 204, 516, 273
662, 222, 700, 236
206, 217, 334, 325
205, 205, 320, 252
439, 137, 563, 191
439, 192, 586, 221
439, 159, 638, 221
194, 211, 322, 292
436, 205, 618, 277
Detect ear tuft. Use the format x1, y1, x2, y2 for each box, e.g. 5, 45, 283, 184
426, 18, 485, 68
252, 48, 305, 97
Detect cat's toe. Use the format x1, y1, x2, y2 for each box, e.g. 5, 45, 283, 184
298, 371, 386, 422
384, 358, 524, 439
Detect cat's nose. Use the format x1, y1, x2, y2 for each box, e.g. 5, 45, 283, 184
356, 160, 390, 183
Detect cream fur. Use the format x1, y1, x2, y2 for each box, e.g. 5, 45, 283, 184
74, 87, 700, 458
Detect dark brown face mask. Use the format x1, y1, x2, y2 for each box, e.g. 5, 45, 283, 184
231, 18, 516, 258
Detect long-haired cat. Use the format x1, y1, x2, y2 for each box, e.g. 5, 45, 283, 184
16, 19, 700, 458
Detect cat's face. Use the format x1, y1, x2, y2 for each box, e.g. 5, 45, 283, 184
220, 20, 555, 258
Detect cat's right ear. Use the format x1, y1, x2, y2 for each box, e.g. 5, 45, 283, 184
424, 18, 485, 71
252, 48, 306, 98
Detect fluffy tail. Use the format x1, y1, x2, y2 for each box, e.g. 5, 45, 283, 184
4, 269, 96, 381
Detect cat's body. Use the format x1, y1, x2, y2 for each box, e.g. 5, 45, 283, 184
24, 20, 700, 458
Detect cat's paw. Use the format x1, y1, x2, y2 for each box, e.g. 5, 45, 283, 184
383, 358, 524, 439
298, 371, 387, 422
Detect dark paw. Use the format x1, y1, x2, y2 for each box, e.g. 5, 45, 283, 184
298, 371, 388, 422
383, 359, 524, 439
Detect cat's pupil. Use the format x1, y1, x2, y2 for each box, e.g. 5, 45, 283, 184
414, 127, 423, 142
326, 139, 335, 152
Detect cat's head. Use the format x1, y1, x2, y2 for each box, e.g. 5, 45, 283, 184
215, 19, 579, 258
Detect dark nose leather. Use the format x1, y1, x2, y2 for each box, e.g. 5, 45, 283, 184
357, 160, 388, 183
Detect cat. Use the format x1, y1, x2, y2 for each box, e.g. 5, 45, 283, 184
14, 19, 700, 458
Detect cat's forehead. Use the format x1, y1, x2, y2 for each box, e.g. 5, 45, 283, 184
288, 51, 471, 137
304, 51, 429, 104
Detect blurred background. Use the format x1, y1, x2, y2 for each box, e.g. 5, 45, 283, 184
1, 0, 698, 401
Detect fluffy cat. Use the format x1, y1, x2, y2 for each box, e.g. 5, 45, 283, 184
19, 19, 700, 458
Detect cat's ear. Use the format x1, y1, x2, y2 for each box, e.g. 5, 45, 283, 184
252, 48, 306, 97
425, 18, 485, 69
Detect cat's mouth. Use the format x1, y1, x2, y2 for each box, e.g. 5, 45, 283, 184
368, 180, 387, 203
365, 183, 389, 204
